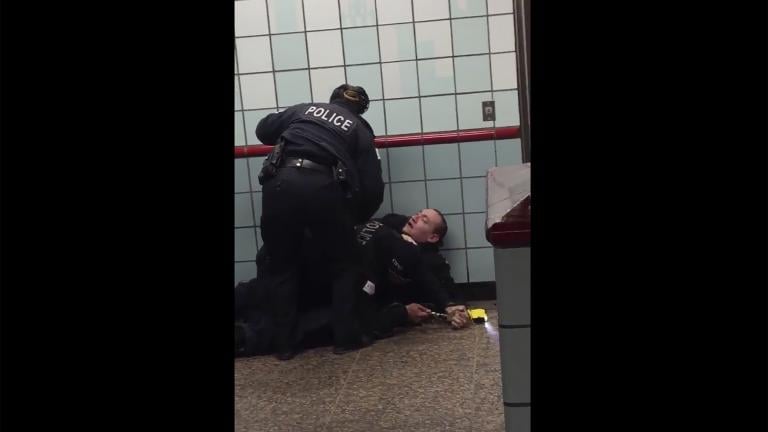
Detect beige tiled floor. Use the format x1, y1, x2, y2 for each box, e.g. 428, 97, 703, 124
235, 301, 503, 432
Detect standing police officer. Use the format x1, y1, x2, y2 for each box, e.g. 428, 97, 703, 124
255, 84, 384, 360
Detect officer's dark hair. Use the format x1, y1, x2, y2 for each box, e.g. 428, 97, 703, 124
330, 84, 370, 115
432, 208, 448, 247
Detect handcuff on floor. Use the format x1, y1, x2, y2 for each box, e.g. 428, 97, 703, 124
429, 308, 488, 324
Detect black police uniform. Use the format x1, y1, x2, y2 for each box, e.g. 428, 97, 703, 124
235, 254, 341, 357
376, 213, 464, 305
353, 218, 464, 338
234, 220, 446, 357
255, 97, 384, 356
290, 216, 459, 339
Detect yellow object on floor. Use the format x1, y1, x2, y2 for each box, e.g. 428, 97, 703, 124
468, 308, 488, 323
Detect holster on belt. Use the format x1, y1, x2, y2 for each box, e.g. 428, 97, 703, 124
258, 138, 285, 185
333, 160, 353, 199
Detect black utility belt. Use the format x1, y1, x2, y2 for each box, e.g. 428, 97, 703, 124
280, 157, 332, 173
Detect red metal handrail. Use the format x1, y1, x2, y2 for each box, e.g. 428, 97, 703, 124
234, 126, 520, 158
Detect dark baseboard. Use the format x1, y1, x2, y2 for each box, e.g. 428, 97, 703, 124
456, 281, 497, 302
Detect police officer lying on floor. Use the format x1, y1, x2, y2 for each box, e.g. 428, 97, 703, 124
355, 209, 472, 335
234, 209, 471, 358
254, 84, 385, 360
378, 210, 466, 313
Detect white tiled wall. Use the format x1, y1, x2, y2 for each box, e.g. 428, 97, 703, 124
235, 0, 520, 284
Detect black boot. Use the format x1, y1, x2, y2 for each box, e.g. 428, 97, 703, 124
273, 325, 299, 361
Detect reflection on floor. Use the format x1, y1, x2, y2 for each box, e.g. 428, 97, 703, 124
235, 301, 503, 432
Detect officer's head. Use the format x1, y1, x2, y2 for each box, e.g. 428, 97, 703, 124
403, 208, 448, 246
329, 84, 370, 114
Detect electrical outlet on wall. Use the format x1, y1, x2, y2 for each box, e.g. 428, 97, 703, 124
482, 101, 496, 121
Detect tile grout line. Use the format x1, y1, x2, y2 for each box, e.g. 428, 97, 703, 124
321, 349, 362, 431
236, 50, 516, 76
263, 0, 280, 115
235, 86, 519, 114
336, 0, 349, 84
410, 0, 429, 209
253, 0, 283, 252
299, 0, 316, 103
447, 0, 471, 284
235, 11, 518, 38
372, 0, 395, 214
485, 0, 501, 168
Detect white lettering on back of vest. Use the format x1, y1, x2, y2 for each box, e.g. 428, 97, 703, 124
304, 105, 356, 133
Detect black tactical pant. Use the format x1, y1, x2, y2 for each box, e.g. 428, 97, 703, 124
235, 276, 337, 357
260, 165, 363, 352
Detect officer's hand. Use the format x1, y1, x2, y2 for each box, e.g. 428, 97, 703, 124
445, 305, 471, 329
406, 303, 431, 323
401, 233, 417, 245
